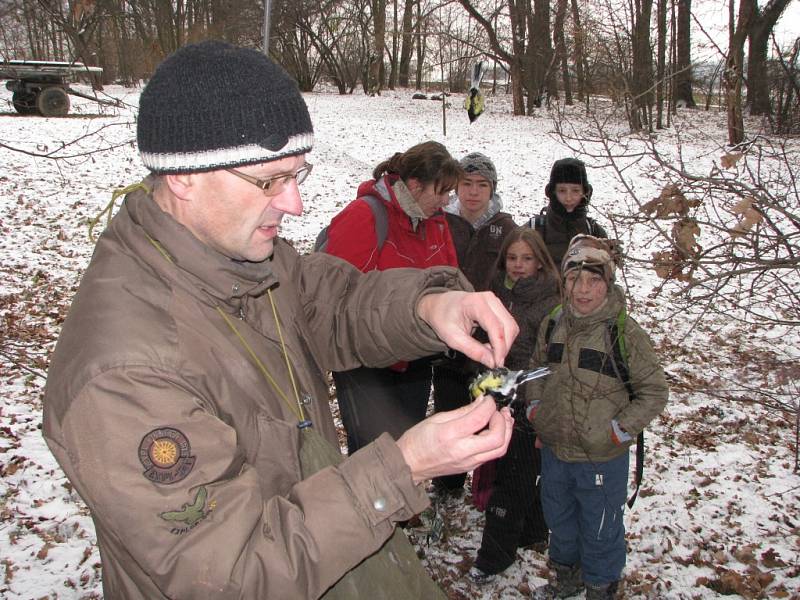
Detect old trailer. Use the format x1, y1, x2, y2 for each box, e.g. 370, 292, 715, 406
1, 60, 118, 117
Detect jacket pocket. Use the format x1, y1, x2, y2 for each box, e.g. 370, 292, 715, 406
532, 400, 558, 446
580, 420, 617, 457
252, 414, 302, 498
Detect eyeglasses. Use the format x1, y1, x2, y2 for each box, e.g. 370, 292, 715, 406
226, 162, 313, 196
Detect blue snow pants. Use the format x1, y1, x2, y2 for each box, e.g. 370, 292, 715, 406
540, 446, 628, 585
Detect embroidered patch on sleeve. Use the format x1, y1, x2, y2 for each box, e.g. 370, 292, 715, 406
139, 427, 196, 484
159, 486, 216, 534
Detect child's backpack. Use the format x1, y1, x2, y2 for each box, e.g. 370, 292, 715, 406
527, 207, 604, 242
314, 195, 389, 253
544, 304, 644, 508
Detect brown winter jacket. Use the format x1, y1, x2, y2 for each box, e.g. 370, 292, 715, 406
445, 211, 517, 292
490, 272, 561, 371
526, 285, 668, 463
43, 184, 471, 599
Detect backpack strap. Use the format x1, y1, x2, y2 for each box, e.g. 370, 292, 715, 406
587, 216, 601, 238
527, 207, 548, 242
543, 304, 563, 347
607, 309, 644, 509
314, 194, 389, 253
361, 195, 389, 251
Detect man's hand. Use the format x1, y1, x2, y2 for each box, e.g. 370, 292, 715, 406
417, 291, 518, 368
396, 395, 513, 483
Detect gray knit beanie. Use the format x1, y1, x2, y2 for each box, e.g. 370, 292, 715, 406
459, 152, 498, 192
137, 40, 314, 174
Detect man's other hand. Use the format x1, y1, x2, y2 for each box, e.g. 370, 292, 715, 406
396, 395, 513, 484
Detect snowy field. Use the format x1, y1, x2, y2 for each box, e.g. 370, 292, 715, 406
1, 83, 798, 599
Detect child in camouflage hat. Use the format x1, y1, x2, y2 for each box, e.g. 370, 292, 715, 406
526, 235, 668, 599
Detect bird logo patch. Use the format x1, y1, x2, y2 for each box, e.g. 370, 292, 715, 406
160, 486, 216, 534
139, 427, 196, 484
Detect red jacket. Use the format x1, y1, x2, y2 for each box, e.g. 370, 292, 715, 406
325, 174, 458, 272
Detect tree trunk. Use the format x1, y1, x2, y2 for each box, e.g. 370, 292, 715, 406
369, 0, 386, 95
398, 0, 415, 87
673, 0, 695, 108
529, 0, 553, 109
414, 5, 426, 89
630, 0, 654, 131
554, 0, 571, 105
746, 0, 792, 116
570, 0, 587, 100
388, 0, 399, 89
725, 0, 755, 145
656, 0, 667, 127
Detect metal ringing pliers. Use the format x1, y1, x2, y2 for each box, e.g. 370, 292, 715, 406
468, 366, 551, 408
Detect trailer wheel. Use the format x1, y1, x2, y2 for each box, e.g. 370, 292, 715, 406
36, 86, 70, 117
12, 90, 37, 114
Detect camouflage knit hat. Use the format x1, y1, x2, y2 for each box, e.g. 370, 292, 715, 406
562, 235, 617, 282
459, 152, 498, 192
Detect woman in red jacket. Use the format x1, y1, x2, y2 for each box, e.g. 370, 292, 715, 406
325, 141, 462, 454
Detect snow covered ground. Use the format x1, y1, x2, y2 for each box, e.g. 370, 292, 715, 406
1, 83, 798, 599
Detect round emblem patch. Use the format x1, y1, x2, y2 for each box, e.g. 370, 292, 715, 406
139, 427, 196, 485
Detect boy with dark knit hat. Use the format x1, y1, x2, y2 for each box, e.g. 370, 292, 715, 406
525, 235, 668, 599
528, 158, 608, 265
42, 40, 519, 600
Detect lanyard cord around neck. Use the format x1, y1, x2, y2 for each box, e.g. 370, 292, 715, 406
146, 234, 309, 425
216, 290, 307, 425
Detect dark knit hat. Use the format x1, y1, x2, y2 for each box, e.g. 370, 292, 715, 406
137, 40, 314, 174
459, 152, 498, 192
545, 157, 593, 202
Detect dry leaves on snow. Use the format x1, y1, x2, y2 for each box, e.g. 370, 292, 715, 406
721, 151, 744, 169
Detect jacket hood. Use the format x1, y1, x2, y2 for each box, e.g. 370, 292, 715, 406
564, 283, 626, 325
444, 190, 504, 230
358, 175, 429, 225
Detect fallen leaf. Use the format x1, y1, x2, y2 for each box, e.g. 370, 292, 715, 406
761, 547, 788, 568
721, 152, 744, 168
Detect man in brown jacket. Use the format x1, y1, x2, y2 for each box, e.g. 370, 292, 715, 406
42, 41, 517, 600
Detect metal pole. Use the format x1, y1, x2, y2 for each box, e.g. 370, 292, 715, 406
263, 0, 272, 55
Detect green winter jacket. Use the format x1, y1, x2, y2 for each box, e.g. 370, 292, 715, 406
525, 285, 668, 463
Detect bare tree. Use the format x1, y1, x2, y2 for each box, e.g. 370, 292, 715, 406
655, 0, 667, 128
398, 0, 416, 86
35, 0, 106, 88
745, 0, 792, 116
724, 0, 755, 146
553, 0, 571, 105
458, 0, 553, 116
672, 0, 695, 108
552, 103, 800, 358
630, 0, 654, 131
570, 0, 587, 102
369, 0, 386, 94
